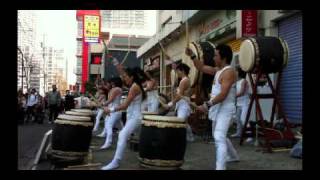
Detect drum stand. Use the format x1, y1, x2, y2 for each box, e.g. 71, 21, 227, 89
239, 69, 295, 153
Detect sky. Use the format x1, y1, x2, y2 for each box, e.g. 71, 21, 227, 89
35, 10, 77, 85
34, 10, 157, 85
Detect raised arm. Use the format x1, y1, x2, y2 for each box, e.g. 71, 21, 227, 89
185, 47, 218, 76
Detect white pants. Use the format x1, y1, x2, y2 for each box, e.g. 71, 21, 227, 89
103, 112, 122, 146
93, 108, 104, 131
176, 99, 194, 140
147, 98, 159, 113
212, 108, 239, 170
113, 117, 141, 161
235, 105, 249, 135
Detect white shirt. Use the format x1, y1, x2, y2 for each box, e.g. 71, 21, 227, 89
27, 94, 38, 107
236, 79, 250, 106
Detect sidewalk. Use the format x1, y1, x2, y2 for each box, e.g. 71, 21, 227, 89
72, 130, 302, 170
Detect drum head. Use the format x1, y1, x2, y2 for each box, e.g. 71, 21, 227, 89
65, 111, 90, 116
182, 43, 200, 87
279, 38, 289, 68
57, 114, 91, 122
71, 109, 93, 114
143, 115, 185, 123
142, 111, 158, 115
239, 39, 255, 72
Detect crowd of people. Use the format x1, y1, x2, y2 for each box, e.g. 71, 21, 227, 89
17, 85, 77, 125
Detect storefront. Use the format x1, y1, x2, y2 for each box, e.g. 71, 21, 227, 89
277, 12, 303, 124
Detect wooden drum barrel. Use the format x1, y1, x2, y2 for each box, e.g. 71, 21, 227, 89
50, 114, 93, 166
239, 36, 289, 74
139, 115, 186, 170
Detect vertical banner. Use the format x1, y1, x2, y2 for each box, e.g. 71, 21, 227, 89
84, 15, 100, 43
242, 10, 257, 37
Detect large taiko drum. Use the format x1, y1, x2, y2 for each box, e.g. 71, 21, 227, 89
70, 109, 94, 122
239, 37, 289, 74
139, 115, 186, 170
50, 114, 93, 167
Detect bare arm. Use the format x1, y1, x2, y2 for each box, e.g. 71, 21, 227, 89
172, 78, 189, 104
104, 88, 121, 106
104, 84, 141, 113
185, 47, 218, 75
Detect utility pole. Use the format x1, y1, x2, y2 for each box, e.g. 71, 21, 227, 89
41, 34, 46, 94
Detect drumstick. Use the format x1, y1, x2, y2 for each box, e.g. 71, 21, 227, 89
155, 94, 170, 109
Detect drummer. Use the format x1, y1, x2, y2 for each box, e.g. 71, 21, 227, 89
101, 57, 147, 170
185, 44, 239, 170
165, 63, 195, 142
93, 86, 107, 135
143, 70, 159, 113
100, 77, 123, 149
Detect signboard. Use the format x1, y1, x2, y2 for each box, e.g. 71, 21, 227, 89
84, 15, 100, 43
242, 10, 257, 37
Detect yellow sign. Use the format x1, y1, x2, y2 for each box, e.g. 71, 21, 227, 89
84, 15, 100, 43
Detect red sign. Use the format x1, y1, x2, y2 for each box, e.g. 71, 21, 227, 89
242, 10, 257, 37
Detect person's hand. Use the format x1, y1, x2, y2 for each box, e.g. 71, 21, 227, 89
185, 47, 195, 57
167, 101, 174, 108
104, 107, 111, 115
196, 104, 208, 113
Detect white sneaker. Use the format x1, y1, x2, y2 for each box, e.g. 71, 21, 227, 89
226, 155, 240, 162
231, 133, 241, 138
100, 143, 111, 150
187, 136, 195, 142
101, 160, 119, 170
245, 137, 254, 143
97, 132, 106, 137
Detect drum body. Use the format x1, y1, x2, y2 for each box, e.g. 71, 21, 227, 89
51, 114, 93, 166
239, 37, 289, 74
139, 115, 186, 170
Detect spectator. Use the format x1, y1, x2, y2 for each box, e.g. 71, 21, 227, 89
34, 93, 45, 124
64, 90, 75, 111
26, 88, 38, 123
48, 85, 61, 123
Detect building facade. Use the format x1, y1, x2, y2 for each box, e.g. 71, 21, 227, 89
137, 10, 302, 124
17, 10, 37, 93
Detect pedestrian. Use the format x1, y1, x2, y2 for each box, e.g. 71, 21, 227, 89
64, 90, 75, 111
26, 88, 38, 123
100, 77, 123, 149
101, 57, 147, 170
48, 85, 61, 123
34, 93, 45, 124
165, 63, 195, 142
186, 44, 239, 170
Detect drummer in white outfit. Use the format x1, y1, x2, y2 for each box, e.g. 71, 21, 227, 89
100, 77, 123, 149
101, 57, 147, 170
166, 63, 195, 142
231, 68, 250, 139
143, 71, 159, 113
186, 44, 239, 170
93, 86, 107, 135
